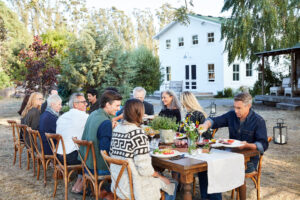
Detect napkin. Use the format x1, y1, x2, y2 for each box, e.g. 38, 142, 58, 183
186, 149, 245, 194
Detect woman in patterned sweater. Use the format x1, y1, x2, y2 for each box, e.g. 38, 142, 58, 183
110, 99, 177, 200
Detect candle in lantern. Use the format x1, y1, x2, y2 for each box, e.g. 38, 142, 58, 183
276, 135, 286, 143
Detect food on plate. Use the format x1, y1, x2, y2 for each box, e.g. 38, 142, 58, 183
153, 148, 175, 155
174, 140, 188, 148
176, 132, 184, 137
218, 139, 235, 145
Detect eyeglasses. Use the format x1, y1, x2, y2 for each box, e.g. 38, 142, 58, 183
75, 101, 87, 104
38, 98, 44, 101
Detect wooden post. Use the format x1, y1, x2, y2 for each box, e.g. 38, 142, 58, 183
291, 52, 295, 97
261, 56, 265, 95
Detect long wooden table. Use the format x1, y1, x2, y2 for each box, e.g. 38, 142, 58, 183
152, 148, 259, 200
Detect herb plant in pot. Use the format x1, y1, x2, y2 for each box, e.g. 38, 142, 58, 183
150, 116, 178, 143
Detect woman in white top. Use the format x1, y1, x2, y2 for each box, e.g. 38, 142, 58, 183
110, 99, 177, 200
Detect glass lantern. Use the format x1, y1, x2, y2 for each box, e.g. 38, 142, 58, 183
273, 118, 288, 144
209, 101, 216, 117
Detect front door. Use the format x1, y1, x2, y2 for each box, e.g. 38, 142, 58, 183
185, 65, 197, 90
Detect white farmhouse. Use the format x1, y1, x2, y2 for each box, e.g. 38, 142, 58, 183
154, 14, 259, 95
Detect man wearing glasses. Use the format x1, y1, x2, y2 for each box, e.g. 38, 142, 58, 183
56, 93, 89, 193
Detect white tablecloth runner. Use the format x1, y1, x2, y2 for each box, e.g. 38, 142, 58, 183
185, 149, 245, 194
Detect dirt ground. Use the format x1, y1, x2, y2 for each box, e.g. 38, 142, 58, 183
0, 97, 300, 200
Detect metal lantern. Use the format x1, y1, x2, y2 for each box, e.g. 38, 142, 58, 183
209, 101, 216, 117
273, 118, 288, 144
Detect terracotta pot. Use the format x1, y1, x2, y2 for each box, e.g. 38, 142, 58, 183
202, 148, 210, 153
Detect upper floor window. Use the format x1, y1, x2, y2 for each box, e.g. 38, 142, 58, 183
208, 32, 214, 43
208, 64, 215, 82
166, 39, 171, 49
192, 35, 198, 45
246, 63, 252, 77
178, 37, 184, 47
166, 66, 171, 81
233, 64, 239, 81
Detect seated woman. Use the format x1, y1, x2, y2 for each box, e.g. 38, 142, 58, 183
159, 90, 181, 123
39, 94, 62, 155
21, 92, 44, 130
180, 91, 211, 139
110, 99, 177, 200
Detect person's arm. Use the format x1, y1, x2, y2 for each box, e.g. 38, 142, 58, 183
29, 109, 40, 130
97, 120, 112, 153
198, 111, 231, 132
148, 103, 154, 115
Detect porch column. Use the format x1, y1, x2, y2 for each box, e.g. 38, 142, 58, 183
291, 52, 295, 97
261, 56, 265, 95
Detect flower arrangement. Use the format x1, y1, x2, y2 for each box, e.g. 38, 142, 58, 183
180, 116, 199, 140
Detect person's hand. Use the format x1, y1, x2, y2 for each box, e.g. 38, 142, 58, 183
159, 175, 171, 185
237, 141, 247, 150
144, 114, 148, 117
112, 119, 118, 128
197, 124, 208, 134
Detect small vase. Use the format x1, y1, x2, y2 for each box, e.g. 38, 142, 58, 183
160, 129, 175, 143
188, 137, 197, 155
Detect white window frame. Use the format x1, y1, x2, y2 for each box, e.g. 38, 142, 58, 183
233, 64, 240, 81
192, 35, 198, 45
246, 63, 252, 77
207, 32, 214, 43
166, 39, 171, 49
178, 37, 184, 47
208, 64, 215, 82
166, 66, 171, 81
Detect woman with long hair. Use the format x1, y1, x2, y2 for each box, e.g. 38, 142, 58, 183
159, 90, 181, 123
110, 99, 177, 200
21, 92, 44, 130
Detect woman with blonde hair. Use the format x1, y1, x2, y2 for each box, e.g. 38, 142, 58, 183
21, 92, 44, 130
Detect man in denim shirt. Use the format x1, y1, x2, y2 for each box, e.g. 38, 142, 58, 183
198, 92, 268, 200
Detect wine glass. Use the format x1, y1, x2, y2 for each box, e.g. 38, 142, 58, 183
149, 130, 156, 149
198, 127, 205, 143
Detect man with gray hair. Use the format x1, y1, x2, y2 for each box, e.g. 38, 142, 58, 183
132, 86, 154, 115
197, 92, 269, 200
56, 93, 89, 193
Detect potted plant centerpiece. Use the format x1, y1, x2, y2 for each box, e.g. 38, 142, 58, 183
180, 117, 199, 154
150, 116, 178, 143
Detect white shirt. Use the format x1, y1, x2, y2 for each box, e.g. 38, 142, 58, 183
56, 108, 89, 155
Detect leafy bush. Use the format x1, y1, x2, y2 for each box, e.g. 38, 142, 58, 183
150, 116, 178, 131
60, 105, 70, 114
215, 91, 224, 98
0, 71, 12, 89
223, 88, 233, 97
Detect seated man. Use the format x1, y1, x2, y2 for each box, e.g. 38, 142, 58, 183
56, 93, 89, 193
79, 90, 122, 198
114, 86, 154, 121
41, 86, 58, 114
198, 92, 269, 200
86, 88, 100, 114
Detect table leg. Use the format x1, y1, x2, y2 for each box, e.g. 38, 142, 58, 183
238, 182, 246, 200
180, 174, 194, 200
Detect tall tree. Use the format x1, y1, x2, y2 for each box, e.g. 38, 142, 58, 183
221, 0, 300, 65
155, 3, 175, 31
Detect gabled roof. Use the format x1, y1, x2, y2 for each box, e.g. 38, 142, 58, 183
153, 14, 225, 40
255, 43, 300, 57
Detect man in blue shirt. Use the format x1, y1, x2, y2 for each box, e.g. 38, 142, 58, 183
198, 92, 268, 200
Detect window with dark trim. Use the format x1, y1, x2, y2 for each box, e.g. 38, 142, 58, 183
208, 64, 215, 82
178, 37, 184, 47
246, 63, 252, 77
166, 39, 171, 49
192, 35, 198, 45
208, 32, 214, 43
233, 64, 240, 81
166, 66, 171, 81
191, 65, 196, 80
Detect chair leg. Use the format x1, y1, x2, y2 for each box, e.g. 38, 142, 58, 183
37, 159, 40, 180
32, 153, 36, 176
64, 172, 68, 200
13, 146, 17, 165
53, 170, 58, 198
257, 177, 261, 200
192, 176, 196, 196
19, 148, 22, 168
26, 151, 30, 170
43, 161, 47, 186
82, 177, 87, 200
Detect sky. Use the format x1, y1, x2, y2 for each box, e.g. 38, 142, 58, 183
85, 0, 231, 17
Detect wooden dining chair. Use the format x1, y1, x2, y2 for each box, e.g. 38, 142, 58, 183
7, 120, 26, 168
72, 138, 111, 200
101, 150, 165, 200
27, 128, 53, 186
211, 128, 218, 138
231, 136, 273, 200
46, 133, 82, 200
17, 124, 36, 175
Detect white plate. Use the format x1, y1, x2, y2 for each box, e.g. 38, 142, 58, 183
174, 133, 187, 139
211, 139, 245, 148
150, 150, 180, 158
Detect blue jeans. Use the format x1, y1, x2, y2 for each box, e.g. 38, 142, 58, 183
246, 155, 259, 173
198, 171, 222, 200
164, 180, 178, 200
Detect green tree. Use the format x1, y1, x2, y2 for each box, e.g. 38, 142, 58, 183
156, 3, 176, 30
221, 0, 300, 65
130, 46, 163, 94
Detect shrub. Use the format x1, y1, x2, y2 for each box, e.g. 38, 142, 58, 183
223, 88, 233, 97
215, 90, 224, 98
150, 116, 178, 131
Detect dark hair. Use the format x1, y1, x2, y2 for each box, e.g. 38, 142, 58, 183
104, 87, 119, 93
123, 99, 144, 126
87, 88, 98, 97
100, 90, 122, 108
